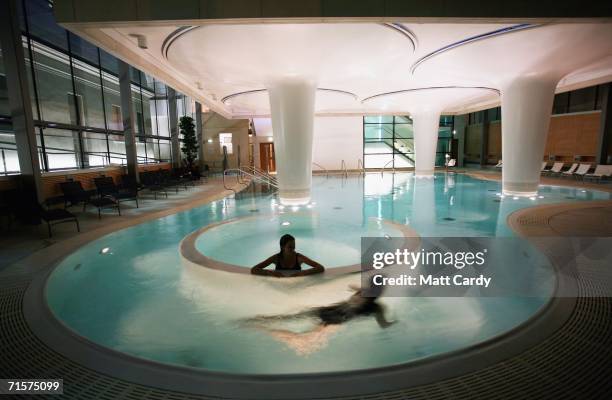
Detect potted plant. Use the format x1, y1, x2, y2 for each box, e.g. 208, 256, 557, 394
179, 116, 199, 174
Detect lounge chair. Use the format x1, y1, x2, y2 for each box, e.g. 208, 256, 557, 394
59, 180, 120, 219
494, 160, 503, 168
540, 161, 548, 172
94, 176, 139, 208
140, 171, 168, 199
543, 162, 564, 176
583, 165, 612, 183
446, 158, 456, 168
560, 163, 579, 178
38, 200, 80, 237
572, 163, 592, 180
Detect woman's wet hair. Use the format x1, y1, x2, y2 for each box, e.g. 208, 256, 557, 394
279, 234, 295, 252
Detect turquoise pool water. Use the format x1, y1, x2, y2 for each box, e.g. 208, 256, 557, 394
46, 173, 611, 374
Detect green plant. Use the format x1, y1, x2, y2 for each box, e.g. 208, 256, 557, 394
179, 116, 198, 170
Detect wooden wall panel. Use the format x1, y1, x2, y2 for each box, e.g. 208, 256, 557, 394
472, 111, 601, 165
40, 162, 172, 200
487, 121, 502, 163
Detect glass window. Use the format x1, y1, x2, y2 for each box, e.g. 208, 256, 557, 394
82, 131, 108, 167
108, 133, 126, 165
553, 92, 569, 115
568, 86, 597, 113
219, 133, 233, 154
42, 128, 79, 169
364, 115, 393, 124
0, 41, 10, 117
395, 123, 413, 138
141, 85, 154, 135
69, 34, 99, 66
73, 58, 105, 128
394, 116, 411, 124
159, 139, 171, 162
0, 130, 20, 174
101, 71, 122, 131
146, 137, 159, 162
25, 0, 68, 51
100, 49, 119, 76
132, 85, 143, 134
30, 41, 75, 125
153, 80, 170, 137
364, 124, 392, 140
136, 139, 147, 164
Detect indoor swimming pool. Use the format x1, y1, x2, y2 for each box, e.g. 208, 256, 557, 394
45, 173, 611, 374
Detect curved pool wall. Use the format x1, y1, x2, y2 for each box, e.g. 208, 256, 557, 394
45, 173, 611, 375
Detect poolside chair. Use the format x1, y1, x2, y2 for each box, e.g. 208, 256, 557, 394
543, 162, 564, 176
583, 165, 612, 183
560, 163, 579, 178
447, 158, 456, 168
140, 171, 168, 199
494, 160, 503, 168
94, 176, 139, 208
572, 163, 592, 180
38, 200, 80, 237
59, 180, 120, 219
540, 161, 548, 172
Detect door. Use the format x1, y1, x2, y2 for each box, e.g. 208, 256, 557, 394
259, 142, 276, 172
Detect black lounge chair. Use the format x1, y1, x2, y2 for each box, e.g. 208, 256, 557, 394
139, 171, 168, 199
38, 201, 80, 237
94, 176, 139, 208
59, 180, 120, 219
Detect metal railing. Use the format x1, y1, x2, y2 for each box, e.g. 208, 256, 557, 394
340, 160, 348, 178
312, 162, 329, 178
239, 165, 278, 186
357, 158, 365, 175
223, 166, 279, 194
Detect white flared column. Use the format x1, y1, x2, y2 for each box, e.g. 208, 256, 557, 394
267, 79, 316, 205
501, 76, 558, 196
412, 111, 440, 177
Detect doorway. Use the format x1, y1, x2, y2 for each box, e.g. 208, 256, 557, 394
259, 142, 276, 173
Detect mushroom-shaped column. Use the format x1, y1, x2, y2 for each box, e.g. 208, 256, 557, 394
410, 24, 612, 196
267, 79, 317, 205
165, 23, 415, 206
500, 76, 558, 196
412, 110, 441, 177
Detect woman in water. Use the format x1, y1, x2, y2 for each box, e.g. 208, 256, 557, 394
242, 282, 395, 355
251, 234, 325, 278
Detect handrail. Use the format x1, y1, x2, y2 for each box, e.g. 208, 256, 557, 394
312, 162, 329, 178
240, 165, 278, 186
357, 158, 364, 175
381, 159, 395, 176
340, 160, 348, 178
225, 167, 279, 194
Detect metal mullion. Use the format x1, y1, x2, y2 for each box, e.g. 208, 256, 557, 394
66, 31, 85, 169
22, 0, 48, 172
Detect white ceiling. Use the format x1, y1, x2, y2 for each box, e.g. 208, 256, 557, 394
73, 21, 612, 118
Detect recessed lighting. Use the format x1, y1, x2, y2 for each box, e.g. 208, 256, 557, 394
207, 139, 213, 143
268, 137, 273, 142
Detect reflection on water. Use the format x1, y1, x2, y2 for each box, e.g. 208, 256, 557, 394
45, 173, 611, 374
